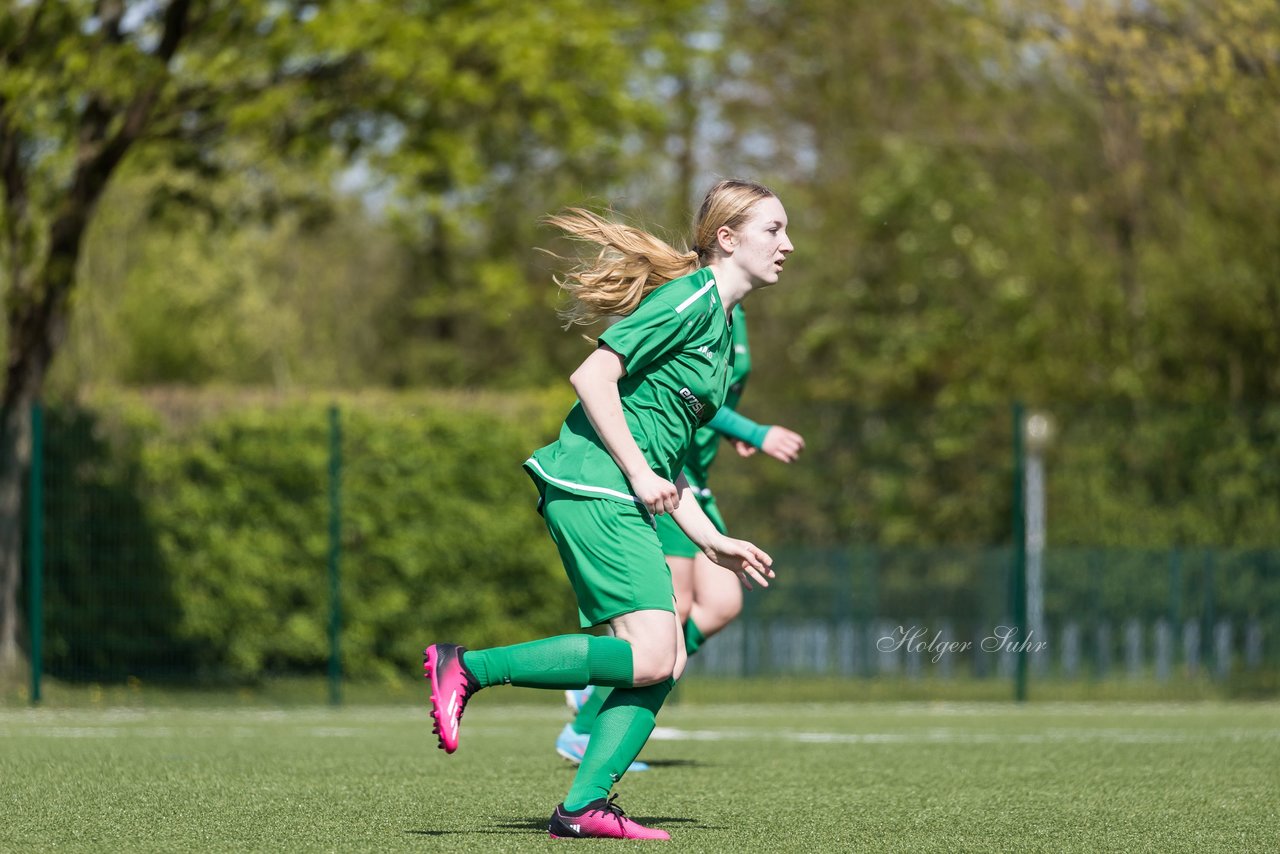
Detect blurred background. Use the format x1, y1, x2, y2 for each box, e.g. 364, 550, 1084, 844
1, 0, 1277, 704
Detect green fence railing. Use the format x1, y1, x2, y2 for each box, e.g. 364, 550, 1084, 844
16, 394, 1280, 703
686, 545, 1278, 685
27, 402, 44, 705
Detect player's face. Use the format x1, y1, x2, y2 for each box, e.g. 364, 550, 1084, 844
727, 196, 793, 288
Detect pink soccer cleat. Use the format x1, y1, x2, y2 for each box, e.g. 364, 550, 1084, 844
547, 795, 671, 840
423, 643, 480, 753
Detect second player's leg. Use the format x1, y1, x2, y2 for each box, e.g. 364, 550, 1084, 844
688, 550, 744, 639
669, 555, 695, 623
563, 607, 680, 812
556, 609, 679, 771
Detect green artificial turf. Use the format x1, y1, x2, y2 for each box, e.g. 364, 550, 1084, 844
3, 699, 1278, 852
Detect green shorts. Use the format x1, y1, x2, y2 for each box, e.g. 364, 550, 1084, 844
540, 484, 675, 627
654, 488, 726, 559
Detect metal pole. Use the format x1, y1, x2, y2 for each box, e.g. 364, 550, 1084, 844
1025, 449, 1045, 675
1201, 550, 1215, 668
28, 402, 44, 706
1010, 402, 1027, 702
864, 546, 880, 678
327, 405, 342, 707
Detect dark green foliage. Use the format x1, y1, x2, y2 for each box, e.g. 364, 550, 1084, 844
336, 397, 577, 680
1047, 404, 1280, 546
713, 402, 1280, 550
41, 409, 190, 680
40, 389, 577, 682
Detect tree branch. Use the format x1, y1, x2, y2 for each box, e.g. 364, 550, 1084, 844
3, 0, 197, 411
0, 100, 30, 296
156, 0, 192, 62
77, 0, 195, 200
0, 0, 49, 67
96, 0, 125, 44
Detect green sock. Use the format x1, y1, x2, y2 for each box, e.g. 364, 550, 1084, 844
571, 685, 612, 735
563, 678, 675, 811
570, 619, 704, 738
461, 634, 633, 690
684, 618, 707, 657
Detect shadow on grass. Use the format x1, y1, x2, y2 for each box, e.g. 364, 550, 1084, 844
405, 815, 717, 836
542, 757, 701, 773
549, 758, 706, 771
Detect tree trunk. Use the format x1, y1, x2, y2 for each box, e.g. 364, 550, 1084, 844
0, 0, 193, 666
670, 68, 699, 229
0, 252, 68, 668
0, 388, 32, 668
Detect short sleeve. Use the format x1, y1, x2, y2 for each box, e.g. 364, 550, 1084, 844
599, 298, 688, 376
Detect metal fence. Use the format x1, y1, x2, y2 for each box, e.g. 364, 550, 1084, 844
17, 397, 1280, 701
685, 546, 1278, 687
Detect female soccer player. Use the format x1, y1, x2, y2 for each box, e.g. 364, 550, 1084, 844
555, 304, 806, 765
423, 178, 794, 840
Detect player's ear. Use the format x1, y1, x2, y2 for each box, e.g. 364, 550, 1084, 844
715, 225, 737, 254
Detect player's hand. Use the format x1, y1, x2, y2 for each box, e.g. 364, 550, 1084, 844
732, 439, 758, 458
630, 470, 680, 516
702, 534, 774, 590
761, 426, 805, 463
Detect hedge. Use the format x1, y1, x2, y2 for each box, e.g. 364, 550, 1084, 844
41, 388, 578, 681
34, 390, 1280, 682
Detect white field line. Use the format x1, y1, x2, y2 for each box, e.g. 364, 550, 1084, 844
3, 705, 1279, 746
4, 724, 1278, 744
648, 725, 1280, 746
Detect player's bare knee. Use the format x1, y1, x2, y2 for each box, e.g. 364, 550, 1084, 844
631, 647, 677, 685
632, 660, 676, 685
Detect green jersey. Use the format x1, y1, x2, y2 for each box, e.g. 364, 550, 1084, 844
525, 268, 734, 509
682, 303, 751, 491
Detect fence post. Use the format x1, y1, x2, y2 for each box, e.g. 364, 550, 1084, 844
28, 402, 43, 706
1201, 550, 1215, 669
1089, 549, 1105, 678
1010, 401, 1027, 702
862, 546, 880, 678
327, 405, 343, 707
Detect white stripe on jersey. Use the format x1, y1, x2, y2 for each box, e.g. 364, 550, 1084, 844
525, 458, 643, 506
674, 278, 717, 314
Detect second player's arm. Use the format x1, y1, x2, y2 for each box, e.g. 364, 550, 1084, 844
709, 405, 806, 463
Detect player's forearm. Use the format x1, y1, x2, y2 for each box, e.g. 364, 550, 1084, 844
670, 481, 719, 550
707, 405, 771, 448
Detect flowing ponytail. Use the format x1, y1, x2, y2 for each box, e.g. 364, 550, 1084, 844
542, 209, 700, 328
544, 179, 777, 329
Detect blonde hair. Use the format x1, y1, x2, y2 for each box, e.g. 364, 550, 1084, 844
545, 179, 777, 328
